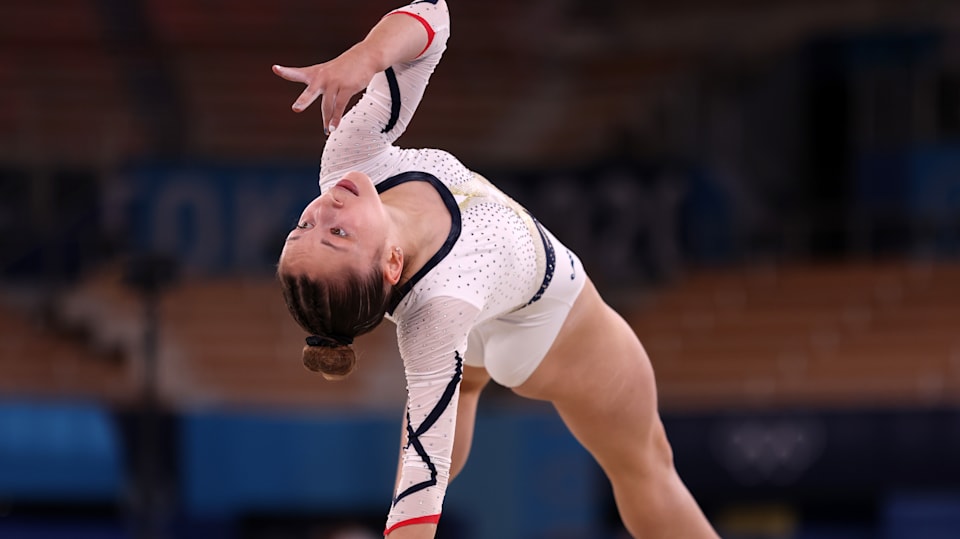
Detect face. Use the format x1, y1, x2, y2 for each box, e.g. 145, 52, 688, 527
279, 171, 390, 279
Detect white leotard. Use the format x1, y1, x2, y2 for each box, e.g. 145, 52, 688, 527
317, 1, 585, 532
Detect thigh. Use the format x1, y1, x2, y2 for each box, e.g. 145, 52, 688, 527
513, 279, 661, 468
460, 364, 491, 395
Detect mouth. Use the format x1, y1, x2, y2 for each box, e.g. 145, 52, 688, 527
335, 179, 360, 196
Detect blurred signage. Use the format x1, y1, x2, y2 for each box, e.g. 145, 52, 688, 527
125, 162, 319, 273
125, 161, 714, 281
857, 144, 960, 219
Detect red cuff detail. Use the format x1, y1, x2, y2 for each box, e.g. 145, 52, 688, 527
383, 514, 441, 536
387, 11, 436, 58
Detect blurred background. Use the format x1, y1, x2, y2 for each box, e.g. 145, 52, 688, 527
1, 0, 959, 537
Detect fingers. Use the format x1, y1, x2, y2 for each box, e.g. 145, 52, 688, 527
272, 64, 307, 83
321, 81, 359, 133
320, 91, 340, 134
293, 85, 322, 113
274, 64, 320, 113
272, 61, 355, 132
329, 90, 352, 134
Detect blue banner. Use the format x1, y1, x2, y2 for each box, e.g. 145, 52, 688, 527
125, 162, 319, 274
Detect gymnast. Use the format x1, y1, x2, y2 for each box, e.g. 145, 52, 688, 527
275, 1, 719, 537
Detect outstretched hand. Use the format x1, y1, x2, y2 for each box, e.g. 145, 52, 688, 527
273, 47, 378, 134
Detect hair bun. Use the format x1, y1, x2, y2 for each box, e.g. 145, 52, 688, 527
302, 341, 357, 380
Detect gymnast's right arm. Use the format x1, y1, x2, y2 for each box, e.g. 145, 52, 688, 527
388, 297, 480, 538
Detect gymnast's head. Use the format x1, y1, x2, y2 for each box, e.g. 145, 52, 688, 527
276, 171, 404, 379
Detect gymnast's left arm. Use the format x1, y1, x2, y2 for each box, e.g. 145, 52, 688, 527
387, 297, 480, 538
272, 0, 450, 188
271, 0, 440, 130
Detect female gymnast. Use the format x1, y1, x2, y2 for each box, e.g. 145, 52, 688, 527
274, 1, 719, 537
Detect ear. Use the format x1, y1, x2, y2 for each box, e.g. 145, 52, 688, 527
383, 246, 403, 286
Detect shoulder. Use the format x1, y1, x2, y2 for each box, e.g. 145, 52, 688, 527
391, 294, 482, 352
395, 148, 473, 188
393, 284, 484, 323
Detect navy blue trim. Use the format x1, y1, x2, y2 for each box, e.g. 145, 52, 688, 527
377, 171, 461, 315
381, 67, 401, 134
411, 0, 439, 4
526, 217, 556, 306
393, 351, 463, 506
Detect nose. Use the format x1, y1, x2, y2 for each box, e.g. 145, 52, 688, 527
326, 190, 345, 209
308, 192, 342, 226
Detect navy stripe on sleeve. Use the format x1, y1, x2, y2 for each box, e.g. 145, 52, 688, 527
393, 351, 464, 505
381, 67, 402, 134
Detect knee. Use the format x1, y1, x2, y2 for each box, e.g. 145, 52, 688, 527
649, 418, 676, 473
613, 418, 676, 481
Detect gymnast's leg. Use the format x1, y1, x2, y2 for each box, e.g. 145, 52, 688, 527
513, 279, 719, 538
450, 365, 490, 481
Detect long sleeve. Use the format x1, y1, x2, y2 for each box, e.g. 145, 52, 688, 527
319, 0, 450, 190
386, 296, 479, 535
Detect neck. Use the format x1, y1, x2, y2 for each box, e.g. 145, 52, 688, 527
384, 201, 430, 285
381, 184, 451, 286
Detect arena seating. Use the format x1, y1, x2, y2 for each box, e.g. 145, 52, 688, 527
51, 266, 405, 411
628, 259, 960, 410
0, 0, 678, 169
5, 259, 952, 414
157, 276, 405, 409
0, 1, 142, 165
0, 301, 135, 404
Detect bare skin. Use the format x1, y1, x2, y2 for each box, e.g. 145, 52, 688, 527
450, 366, 490, 479
514, 279, 719, 538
